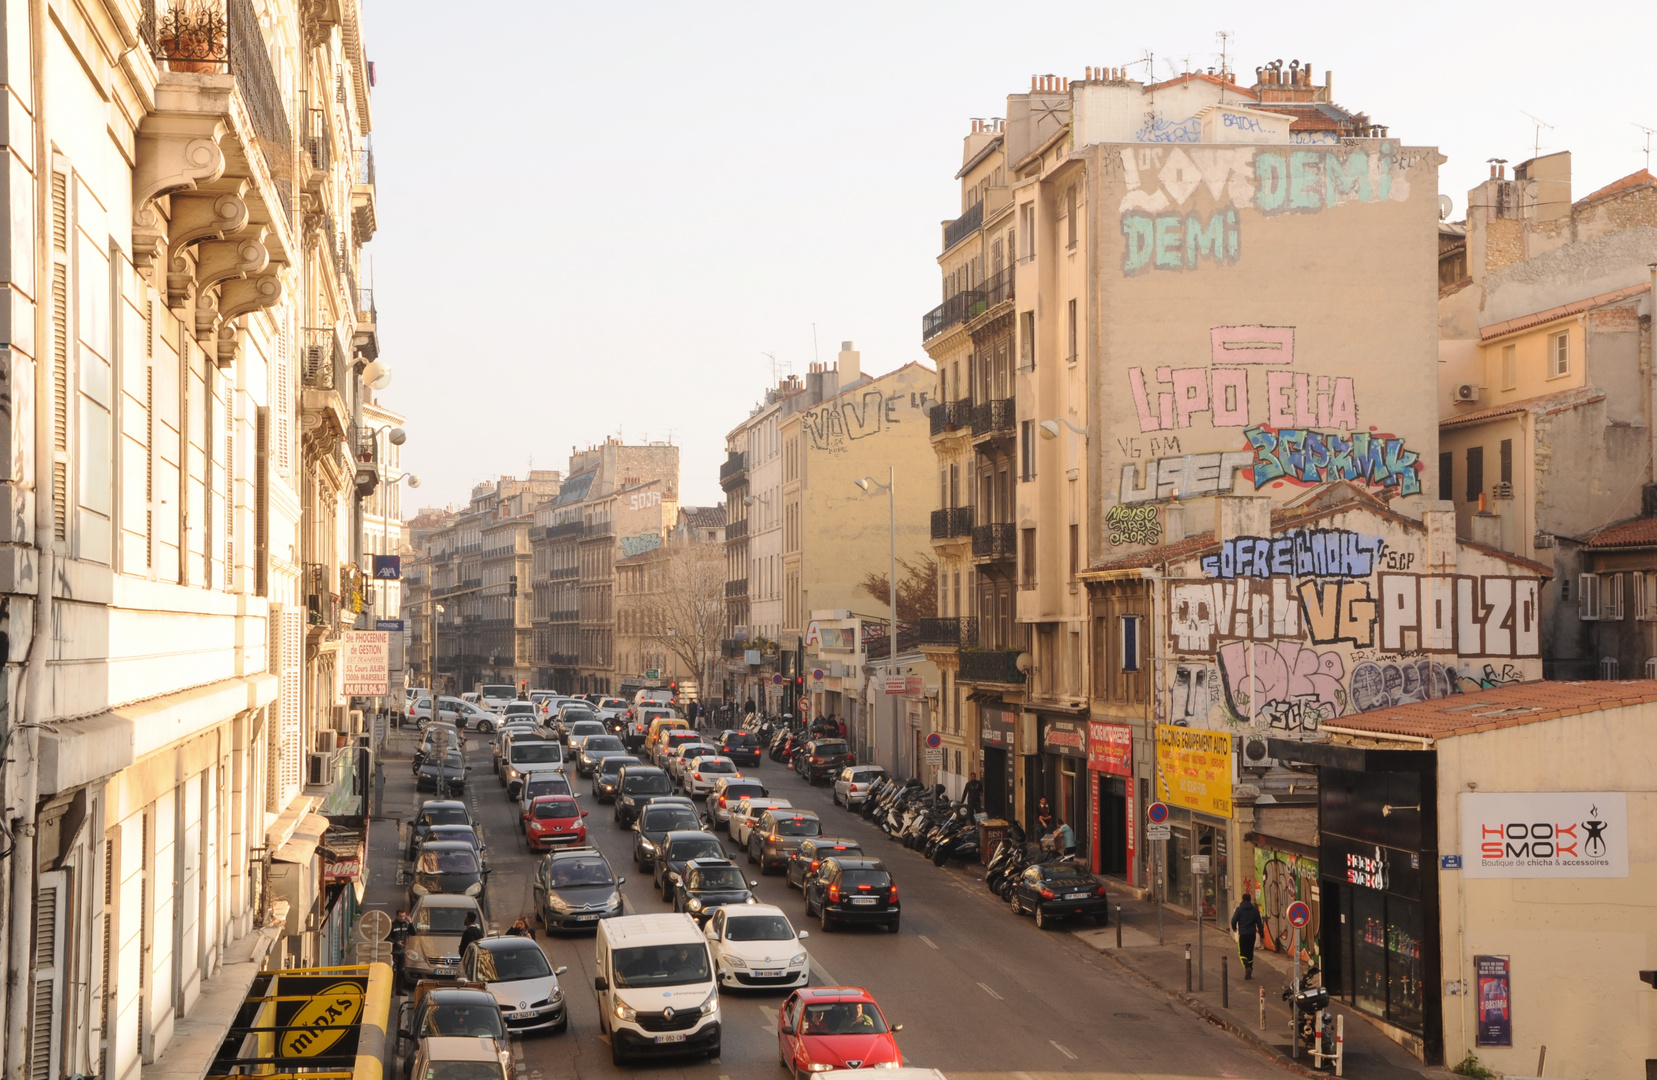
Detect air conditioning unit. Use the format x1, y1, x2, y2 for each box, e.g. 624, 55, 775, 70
1240, 733, 1279, 769
1452, 383, 1480, 404
307, 752, 327, 786
1492, 482, 1514, 499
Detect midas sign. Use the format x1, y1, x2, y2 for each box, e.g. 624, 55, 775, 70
281, 980, 365, 1057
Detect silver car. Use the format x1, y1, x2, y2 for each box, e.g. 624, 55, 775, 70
745, 808, 821, 874
461, 936, 569, 1034
833, 765, 887, 810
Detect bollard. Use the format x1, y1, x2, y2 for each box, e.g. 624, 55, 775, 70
1185, 944, 1192, 992
1314, 1010, 1326, 1067
1221, 955, 1229, 1008
1115, 905, 1122, 949
1335, 1013, 1345, 1076
1259, 986, 1266, 1030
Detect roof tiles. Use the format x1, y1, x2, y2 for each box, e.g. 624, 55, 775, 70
1322, 680, 1657, 742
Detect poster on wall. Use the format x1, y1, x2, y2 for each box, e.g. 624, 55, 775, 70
1154, 724, 1233, 818
1088, 722, 1132, 775
1474, 955, 1512, 1047
1459, 792, 1627, 878
341, 631, 389, 696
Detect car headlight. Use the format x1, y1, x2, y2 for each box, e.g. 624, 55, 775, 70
698, 990, 718, 1017
550, 987, 564, 1004
614, 1000, 637, 1021
405, 947, 426, 962
605, 891, 621, 908
546, 894, 572, 913
872, 1062, 902, 1069
639, 838, 656, 852
789, 953, 807, 967
465, 882, 483, 896
686, 898, 702, 912
722, 953, 748, 969
806, 1065, 834, 1073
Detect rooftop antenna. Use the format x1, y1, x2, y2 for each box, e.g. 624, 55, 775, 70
811, 322, 820, 366
1519, 110, 1555, 160
1636, 123, 1656, 171
763, 351, 779, 383
1163, 57, 1181, 79
1214, 30, 1235, 80
1126, 50, 1154, 79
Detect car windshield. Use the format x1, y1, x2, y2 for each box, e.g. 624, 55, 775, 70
623, 774, 670, 795
413, 905, 473, 933
545, 857, 612, 887
721, 785, 764, 802
418, 849, 479, 874
852, 769, 884, 781
504, 703, 535, 714
533, 799, 579, 820
772, 817, 820, 837
481, 685, 515, 699
432, 753, 463, 768
611, 943, 711, 988
802, 1001, 889, 1035
525, 777, 570, 799
583, 736, 624, 753
571, 722, 605, 736
668, 837, 725, 860
478, 943, 551, 982
514, 744, 562, 764
422, 806, 469, 827
643, 808, 700, 832
697, 760, 734, 774
724, 733, 757, 747
424, 1062, 503, 1080
725, 915, 794, 941
561, 709, 598, 721
840, 870, 890, 888
689, 867, 746, 891
812, 742, 848, 755
599, 758, 638, 776
424, 1002, 505, 1039
429, 828, 477, 846
601, 699, 627, 708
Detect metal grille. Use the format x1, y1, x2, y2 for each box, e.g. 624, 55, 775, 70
227, 0, 293, 219
51, 264, 69, 541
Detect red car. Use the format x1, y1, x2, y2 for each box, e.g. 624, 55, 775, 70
777, 986, 902, 1075
524, 795, 587, 851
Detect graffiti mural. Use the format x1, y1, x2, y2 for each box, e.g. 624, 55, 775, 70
1250, 849, 1321, 964
1167, 661, 1220, 727
1134, 113, 1201, 144
1106, 503, 1162, 546
1218, 640, 1347, 730
801, 388, 929, 453
1244, 425, 1422, 496
1200, 528, 1384, 581
1118, 450, 1255, 504
1121, 209, 1240, 275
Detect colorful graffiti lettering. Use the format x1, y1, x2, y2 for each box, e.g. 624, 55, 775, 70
1118, 451, 1254, 504
1122, 209, 1240, 275
1253, 145, 1405, 215
1297, 579, 1378, 647
1244, 425, 1421, 496
1127, 367, 1357, 433
1217, 640, 1347, 729
1199, 528, 1385, 581
1106, 503, 1162, 546
1253, 849, 1321, 964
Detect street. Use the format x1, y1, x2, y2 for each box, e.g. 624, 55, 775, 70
370, 727, 1292, 1079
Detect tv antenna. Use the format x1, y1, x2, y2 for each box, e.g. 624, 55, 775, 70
1126, 50, 1155, 79
1519, 110, 1554, 159
1636, 123, 1656, 171
1214, 30, 1235, 80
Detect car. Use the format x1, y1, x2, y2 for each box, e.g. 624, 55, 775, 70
802, 857, 900, 933
493, 725, 545, 778
417, 749, 468, 793
575, 734, 627, 777
444, 698, 501, 732
593, 913, 722, 1064
407, 800, 474, 860
639, 714, 689, 756
394, 984, 504, 1077
702, 903, 810, 990
632, 688, 674, 708
832, 766, 886, 809
785, 838, 862, 890
776, 987, 903, 1074
406, 685, 432, 705
747, 809, 822, 874
426, 824, 483, 853
564, 719, 608, 752
632, 801, 707, 869
591, 754, 641, 803
532, 847, 625, 932
503, 739, 566, 799
404, 1035, 512, 1080
1010, 862, 1110, 929
554, 704, 601, 740
409, 841, 487, 907
796, 739, 854, 784
417, 724, 465, 762
461, 693, 482, 705
651, 831, 729, 900
516, 771, 574, 828
500, 701, 539, 724
524, 795, 588, 852
594, 696, 630, 723
406, 694, 457, 727
729, 797, 793, 847
401, 894, 484, 989
613, 765, 674, 826
714, 729, 762, 767
668, 742, 718, 785
667, 857, 757, 924
682, 756, 738, 798
461, 935, 569, 1034
477, 684, 518, 712
653, 729, 703, 769
708, 779, 769, 831
528, 690, 564, 717
658, 740, 707, 785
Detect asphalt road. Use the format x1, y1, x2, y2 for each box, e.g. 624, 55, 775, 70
382, 728, 1293, 1080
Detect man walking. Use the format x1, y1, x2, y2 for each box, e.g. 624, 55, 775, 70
962, 772, 983, 816
1230, 892, 1263, 980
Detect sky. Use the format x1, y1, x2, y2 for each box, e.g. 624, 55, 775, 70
365, 1, 1657, 512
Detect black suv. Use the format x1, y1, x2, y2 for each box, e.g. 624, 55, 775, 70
715, 729, 762, 767
612, 765, 673, 826
668, 857, 757, 925
803, 857, 899, 933
591, 754, 640, 803
796, 739, 853, 784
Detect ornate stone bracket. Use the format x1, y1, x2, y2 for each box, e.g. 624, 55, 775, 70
216, 270, 285, 368
169, 186, 249, 250
196, 229, 269, 291
132, 94, 229, 273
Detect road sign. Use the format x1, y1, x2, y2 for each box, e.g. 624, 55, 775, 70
1145, 822, 1172, 841
354, 940, 395, 965
375, 619, 405, 632
812, 668, 825, 682
356, 909, 392, 943
1287, 901, 1311, 928
772, 674, 784, 685
1190, 854, 1210, 875
1441, 854, 1462, 870
645, 668, 660, 680
925, 732, 943, 749
1147, 801, 1169, 824
924, 749, 943, 766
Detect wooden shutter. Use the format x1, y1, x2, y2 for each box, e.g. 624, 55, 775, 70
255, 407, 270, 596
50, 168, 70, 544
225, 389, 236, 591
1465, 446, 1483, 503
145, 300, 155, 571
30, 870, 67, 1080
276, 323, 292, 476
278, 607, 304, 797
100, 834, 116, 1077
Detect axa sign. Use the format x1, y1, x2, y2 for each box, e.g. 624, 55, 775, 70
1458, 792, 1627, 878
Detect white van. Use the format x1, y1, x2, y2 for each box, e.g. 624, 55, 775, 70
593, 913, 720, 1065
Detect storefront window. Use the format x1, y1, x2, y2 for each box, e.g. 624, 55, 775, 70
1352, 887, 1388, 1019
1388, 899, 1424, 1030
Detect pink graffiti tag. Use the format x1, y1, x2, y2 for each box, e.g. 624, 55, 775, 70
1216, 640, 1347, 728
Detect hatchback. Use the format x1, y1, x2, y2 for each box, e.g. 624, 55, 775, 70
704, 904, 810, 990
591, 754, 640, 803
803, 857, 899, 933
408, 841, 486, 907
407, 800, 473, 860
461, 936, 569, 1034
613, 766, 673, 826
532, 848, 625, 932
668, 857, 757, 924
715, 729, 762, 767
1010, 862, 1110, 929
524, 795, 588, 852
747, 809, 822, 874
832, 766, 886, 810
682, 755, 738, 798
394, 985, 504, 1077
652, 830, 729, 899
632, 801, 706, 869
785, 837, 862, 890
796, 739, 853, 784
708, 779, 768, 830
777, 987, 903, 1073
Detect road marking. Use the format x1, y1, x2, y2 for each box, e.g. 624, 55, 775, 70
919, 935, 938, 950
977, 981, 1003, 1000
757, 1004, 776, 1024
808, 953, 838, 987
1050, 1040, 1078, 1060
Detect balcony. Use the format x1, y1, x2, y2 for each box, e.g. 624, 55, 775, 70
725, 578, 749, 598
971, 522, 1017, 561
958, 649, 1026, 685
550, 609, 578, 622
352, 144, 377, 242
721, 639, 748, 658
550, 520, 583, 540
922, 291, 970, 343
548, 652, 578, 667
929, 398, 974, 438
582, 520, 616, 540
354, 286, 378, 360
978, 266, 1013, 310
930, 506, 974, 540
549, 566, 578, 581
719, 451, 748, 489
725, 518, 749, 541
942, 200, 983, 252
300, 327, 349, 444
971, 397, 1016, 439
918, 617, 979, 649
921, 268, 1015, 344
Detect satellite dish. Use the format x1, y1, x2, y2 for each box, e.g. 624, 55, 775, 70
1438, 194, 1453, 221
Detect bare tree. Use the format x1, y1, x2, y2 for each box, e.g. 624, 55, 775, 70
636, 541, 727, 700
858, 555, 939, 626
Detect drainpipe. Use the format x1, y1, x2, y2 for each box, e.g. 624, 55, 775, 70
1649, 264, 1657, 507
5, 0, 53, 1074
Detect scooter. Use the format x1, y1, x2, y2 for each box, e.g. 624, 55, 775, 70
1282, 965, 1335, 1065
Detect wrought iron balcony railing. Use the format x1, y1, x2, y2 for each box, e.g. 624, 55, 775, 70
582, 520, 615, 540
918, 617, 979, 649
972, 397, 1016, 436
930, 506, 974, 540
971, 522, 1017, 560
958, 648, 1026, 685
301, 328, 346, 391
725, 578, 748, 598
921, 268, 1015, 343
719, 451, 748, 488
725, 518, 749, 540
942, 200, 983, 252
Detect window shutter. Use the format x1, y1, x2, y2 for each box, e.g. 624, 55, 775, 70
100, 835, 116, 1076
275, 323, 292, 476
1606, 574, 1624, 621
1635, 573, 1647, 622
255, 407, 270, 597
1579, 574, 1599, 620
278, 606, 304, 797
30, 870, 67, 1080
225, 392, 236, 592
145, 301, 155, 571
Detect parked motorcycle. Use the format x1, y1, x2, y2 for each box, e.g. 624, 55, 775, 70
1282, 965, 1335, 1064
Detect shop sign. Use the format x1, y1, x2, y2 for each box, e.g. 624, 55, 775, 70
1154, 724, 1232, 818
1322, 834, 1421, 899
744, 650, 762, 666
272, 974, 367, 1058
905, 675, 924, 695
1474, 955, 1512, 1047
980, 707, 1016, 748
1042, 718, 1088, 760
341, 631, 388, 696
324, 853, 363, 882
1087, 722, 1132, 775
1459, 792, 1628, 878
882, 675, 907, 694
819, 626, 858, 652
1344, 849, 1388, 890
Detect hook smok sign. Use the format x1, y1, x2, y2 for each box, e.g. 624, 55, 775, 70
1458, 792, 1627, 878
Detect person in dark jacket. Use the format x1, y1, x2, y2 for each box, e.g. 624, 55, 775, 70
458, 911, 485, 954
1230, 893, 1264, 979
389, 909, 413, 978
962, 773, 983, 815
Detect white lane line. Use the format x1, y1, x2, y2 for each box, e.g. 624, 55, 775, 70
919, 935, 939, 950
756, 1004, 776, 1024
977, 981, 1003, 1000
1050, 1040, 1078, 1060
808, 953, 838, 987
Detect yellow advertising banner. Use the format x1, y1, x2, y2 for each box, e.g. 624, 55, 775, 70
1155, 724, 1233, 819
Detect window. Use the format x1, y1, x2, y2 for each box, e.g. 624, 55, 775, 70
1020, 202, 1035, 260
1021, 528, 1036, 589
1120, 615, 1141, 672
1499, 439, 1513, 486
1066, 185, 1078, 248
1438, 451, 1452, 502
1020, 420, 1036, 481
1603, 573, 1625, 620
1501, 344, 1516, 390
1578, 573, 1602, 620
1549, 331, 1569, 378
1465, 446, 1483, 502
1637, 572, 1657, 621
1600, 656, 1619, 680
1020, 310, 1035, 370
1069, 523, 1079, 579
1067, 299, 1078, 363
1646, 658, 1657, 679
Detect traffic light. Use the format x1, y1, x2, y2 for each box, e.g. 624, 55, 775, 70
508, 574, 518, 597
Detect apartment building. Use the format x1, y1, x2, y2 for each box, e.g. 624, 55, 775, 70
615, 505, 726, 698
0, 2, 387, 1078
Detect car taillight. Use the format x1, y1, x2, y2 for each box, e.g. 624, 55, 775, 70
809, 860, 820, 871
718, 796, 727, 808
888, 884, 899, 902
828, 885, 840, 902
1039, 887, 1056, 900
1095, 885, 1109, 896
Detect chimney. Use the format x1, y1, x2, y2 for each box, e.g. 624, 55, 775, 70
837, 341, 861, 385
1214, 495, 1271, 542
1163, 499, 1186, 543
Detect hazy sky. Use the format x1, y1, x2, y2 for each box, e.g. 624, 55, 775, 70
366, 1, 1657, 512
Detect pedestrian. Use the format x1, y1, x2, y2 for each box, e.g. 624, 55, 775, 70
962, 772, 983, 815
506, 917, 532, 937
837, 715, 847, 740
1052, 817, 1076, 856
458, 911, 484, 954
389, 908, 413, 978
1035, 797, 1055, 836
1230, 892, 1263, 980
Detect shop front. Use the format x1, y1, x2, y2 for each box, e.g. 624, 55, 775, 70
1154, 724, 1233, 919
1036, 715, 1090, 851
977, 704, 1016, 820
1087, 721, 1134, 882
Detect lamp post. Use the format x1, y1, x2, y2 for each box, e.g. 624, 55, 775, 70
854, 467, 896, 768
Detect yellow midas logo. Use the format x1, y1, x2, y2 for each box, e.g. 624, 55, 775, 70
281, 982, 364, 1058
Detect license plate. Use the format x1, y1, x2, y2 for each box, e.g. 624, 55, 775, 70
1065, 892, 1090, 900
754, 970, 783, 978
653, 1033, 686, 1044
575, 913, 601, 921
850, 897, 877, 905
509, 1010, 535, 1020
434, 966, 456, 975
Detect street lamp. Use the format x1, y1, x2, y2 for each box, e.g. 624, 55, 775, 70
1038, 417, 1088, 477
854, 468, 897, 765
